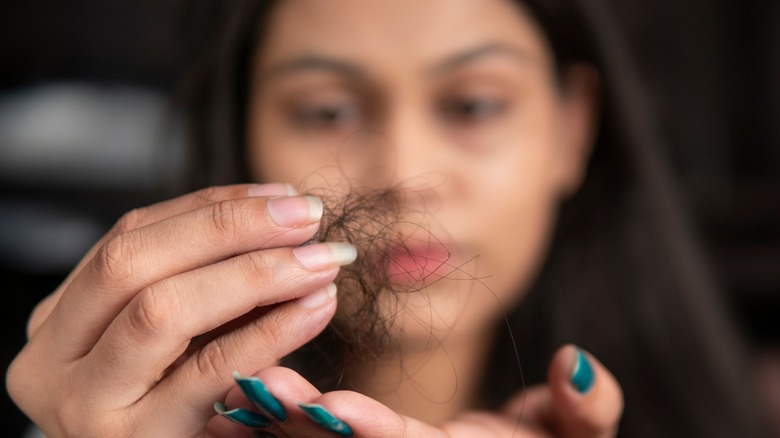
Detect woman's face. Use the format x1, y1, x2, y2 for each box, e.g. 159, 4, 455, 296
248, 0, 596, 344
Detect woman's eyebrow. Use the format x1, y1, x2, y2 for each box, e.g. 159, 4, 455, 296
428, 43, 535, 75
259, 43, 532, 81
262, 56, 368, 81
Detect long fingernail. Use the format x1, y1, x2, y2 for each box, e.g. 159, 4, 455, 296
248, 183, 297, 197
298, 403, 353, 436
571, 348, 595, 394
292, 242, 357, 271
233, 372, 287, 422
214, 402, 271, 428
296, 283, 338, 309
267, 196, 323, 227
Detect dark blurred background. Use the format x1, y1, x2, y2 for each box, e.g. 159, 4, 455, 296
1, 0, 778, 436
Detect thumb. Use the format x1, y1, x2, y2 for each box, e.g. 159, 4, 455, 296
546, 344, 624, 438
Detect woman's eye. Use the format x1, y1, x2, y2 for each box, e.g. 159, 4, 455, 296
441, 98, 506, 123
292, 103, 361, 130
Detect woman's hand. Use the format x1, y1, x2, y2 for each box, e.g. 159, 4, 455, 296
210, 345, 623, 437
6, 183, 357, 437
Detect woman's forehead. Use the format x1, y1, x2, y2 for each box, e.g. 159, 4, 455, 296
256, 0, 551, 75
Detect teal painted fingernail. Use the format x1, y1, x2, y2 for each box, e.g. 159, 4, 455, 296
571, 348, 595, 393
251, 431, 278, 438
234, 372, 288, 421
214, 402, 271, 428
298, 403, 353, 436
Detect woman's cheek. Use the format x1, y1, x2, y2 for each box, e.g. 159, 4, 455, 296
457, 148, 559, 298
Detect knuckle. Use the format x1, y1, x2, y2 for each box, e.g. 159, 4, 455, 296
242, 251, 277, 289
126, 285, 176, 340
193, 185, 226, 202
210, 200, 249, 241
6, 355, 30, 407
113, 208, 144, 234
26, 297, 53, 339
230, 317, 284, 366
194, 338, 233, 380
258, 311, 287, 346
93, 233, 134, 284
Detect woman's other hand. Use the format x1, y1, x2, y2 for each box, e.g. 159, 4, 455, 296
211, 344, 623, 437
6, 183, 357, 437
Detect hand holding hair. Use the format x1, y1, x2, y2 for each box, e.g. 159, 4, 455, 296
7, 183, 356, 437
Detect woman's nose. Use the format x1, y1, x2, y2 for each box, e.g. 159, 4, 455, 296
334, 105, 446, 200
379, 108, 444, 191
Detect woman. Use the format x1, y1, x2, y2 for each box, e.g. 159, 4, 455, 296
6, 0, 768, 437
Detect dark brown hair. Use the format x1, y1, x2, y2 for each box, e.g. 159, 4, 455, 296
177, 1, 770, 436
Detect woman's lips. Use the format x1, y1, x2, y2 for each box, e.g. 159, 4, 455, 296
383, 240, 454, 285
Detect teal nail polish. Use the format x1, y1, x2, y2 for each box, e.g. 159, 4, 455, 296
214, 402, 271, 428
298, 403, 353, 436
234, 372, 288, 421
571, 348, 595, 393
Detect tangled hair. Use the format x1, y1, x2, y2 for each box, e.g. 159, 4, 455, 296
177, 0, 772, 436
313, 185, 406, 359
301, 185, 408, 375
285, 174, 464, 390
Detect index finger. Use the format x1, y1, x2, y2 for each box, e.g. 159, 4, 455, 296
27, 183, 295, 338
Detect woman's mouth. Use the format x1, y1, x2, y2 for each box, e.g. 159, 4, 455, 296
382, 238, 454, 286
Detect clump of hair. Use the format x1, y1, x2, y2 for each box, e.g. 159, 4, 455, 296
282, 181, 451, 390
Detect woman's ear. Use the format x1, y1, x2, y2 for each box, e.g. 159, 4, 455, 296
555, 64, 600, 198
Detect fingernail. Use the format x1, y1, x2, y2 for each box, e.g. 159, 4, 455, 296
248, 183, 297, 197
233, 372, 287, 421
571, 348, 595, 394
296, 283, 337, 308
292, 242, 357, 271
298, 403, 353, 436
214, 402, 271, 428
252, 431, 278, 438
267, 196, 323, 227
